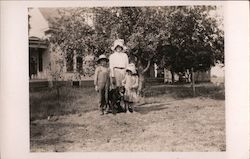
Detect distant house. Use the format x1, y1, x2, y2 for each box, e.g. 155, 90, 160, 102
29, 8, 95, 84
211, 63, 225, 85
162, 68, 211, 84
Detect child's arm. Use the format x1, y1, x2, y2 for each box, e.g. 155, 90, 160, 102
124, 53, 129, 69
109, 55, 114, 77
132, 76, 139, 89
122, 74, 127, 86
106, 68, 111, 86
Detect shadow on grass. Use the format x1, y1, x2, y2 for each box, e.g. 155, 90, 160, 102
134, 103, 169, 114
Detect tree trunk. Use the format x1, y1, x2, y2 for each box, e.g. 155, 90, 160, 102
138, 73, 145, 96
137, 60, 151, 96
171, 70, 175, 84
191, 67, 196, 97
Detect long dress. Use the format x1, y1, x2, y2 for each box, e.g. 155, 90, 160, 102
122, 74, 139, 103
109, 52, 129, 89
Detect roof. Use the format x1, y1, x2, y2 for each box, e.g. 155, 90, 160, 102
39, 8, 60, 28
39, 8, 94, 28
29, 36, 48, 49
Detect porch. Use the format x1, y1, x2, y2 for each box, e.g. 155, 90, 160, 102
29, 36, 49, 80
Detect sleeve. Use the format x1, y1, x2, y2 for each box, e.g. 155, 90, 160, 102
107, 68, 111, 85
94, 67, 99, 86
124, 53, 129, 69
109, 54, 114, 77
132, 76, 139, 89
122, 74, 127, 86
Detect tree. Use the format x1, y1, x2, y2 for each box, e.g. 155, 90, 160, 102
93, 6, 223, 90
157, 6, 224, 82
93, 7, 169, 94
47, 43, 65, 109
47, 6, 224, 92
48, 7, 166, 93
49, 8, 97, 76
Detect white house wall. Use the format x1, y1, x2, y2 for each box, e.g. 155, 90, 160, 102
40, 49, 50, 79
46, 43, 95, 81
211, 63, 225, 84
29, 8, 49, 38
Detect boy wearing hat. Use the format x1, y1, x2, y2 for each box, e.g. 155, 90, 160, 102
109, 39, 129, 89
94, 54, 110, 115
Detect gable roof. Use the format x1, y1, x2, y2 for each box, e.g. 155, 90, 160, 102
39, 8, 60, 28
29, 8, 49, 38
29, 36, 48, 49
39, 8, 95, 28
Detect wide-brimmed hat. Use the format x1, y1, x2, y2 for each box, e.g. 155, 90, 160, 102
97, 54, 109, 63
126, 63, 136, 74
111, 39, 128, 51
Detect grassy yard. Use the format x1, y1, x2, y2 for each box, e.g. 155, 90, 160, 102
30, 83, 225, 152
30, 86, 98, 120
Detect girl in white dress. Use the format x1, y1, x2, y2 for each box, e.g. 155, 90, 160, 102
122, 63, 139, 113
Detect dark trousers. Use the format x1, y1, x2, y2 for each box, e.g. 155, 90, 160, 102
98, 85, 109, 111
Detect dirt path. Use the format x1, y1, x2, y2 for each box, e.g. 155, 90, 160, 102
30, 97, 225, 152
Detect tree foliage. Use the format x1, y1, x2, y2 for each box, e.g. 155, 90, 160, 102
48, 6, 224, 78
157, 6, 224, 73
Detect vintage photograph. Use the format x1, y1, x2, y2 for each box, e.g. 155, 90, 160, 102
29, 6, 225, 152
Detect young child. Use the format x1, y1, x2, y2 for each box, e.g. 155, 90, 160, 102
94, 54, 110, 115
122, 63, 139, 113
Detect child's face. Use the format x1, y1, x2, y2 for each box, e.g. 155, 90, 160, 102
115, 46, 123, 52
127, 70, 132, 75
100, 60, 107, 66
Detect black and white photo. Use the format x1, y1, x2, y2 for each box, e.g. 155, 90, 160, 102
29, 5, 225, 152
1, 1, 249, 159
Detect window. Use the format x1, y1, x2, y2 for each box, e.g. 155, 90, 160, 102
76, 56, 83, 72
38, 50, 43, 72
66, 52, 74, 72
72, 81, 80, 87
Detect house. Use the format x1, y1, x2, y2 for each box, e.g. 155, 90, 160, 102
29, 8, 95, 86
211, 63, 225, 85
29, 36, 49, 80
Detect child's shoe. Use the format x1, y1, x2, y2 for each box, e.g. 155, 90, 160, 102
128, 105, 134, 113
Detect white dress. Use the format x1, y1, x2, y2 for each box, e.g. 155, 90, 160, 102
122, 74, 139, 103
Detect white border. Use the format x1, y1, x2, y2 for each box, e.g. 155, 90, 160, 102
0, 1, 249, 159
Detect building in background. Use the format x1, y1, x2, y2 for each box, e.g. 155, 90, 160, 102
211, 63, 225, 85
29, 8, 95, 84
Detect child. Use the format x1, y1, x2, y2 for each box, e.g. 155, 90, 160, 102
122, 63, 139, 113
109, 39, 129, 89
94, 54, 110, 115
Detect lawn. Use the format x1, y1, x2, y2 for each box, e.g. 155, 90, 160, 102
30, 83, 225, 152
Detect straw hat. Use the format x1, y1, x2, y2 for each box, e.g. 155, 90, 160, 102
97, 54, 109, 63
111, 39, 127, 51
